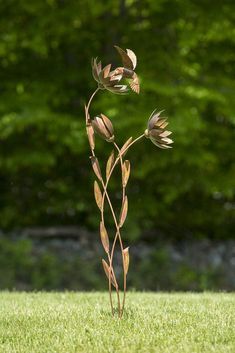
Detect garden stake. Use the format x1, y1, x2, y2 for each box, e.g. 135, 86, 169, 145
84, 46, 173, 318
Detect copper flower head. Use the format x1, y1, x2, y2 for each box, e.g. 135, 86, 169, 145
91, 58, 128, 94
92, 114, 114, 142
114, 45, 140, 94
144, 110, 173, 149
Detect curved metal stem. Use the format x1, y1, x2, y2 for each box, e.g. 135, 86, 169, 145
85, 88, 145, 317
113, 142, 126, 317
85, 88, 115, 316
85, 88, 100, 123
103, 135, 145, 317
102, 134, 145, 278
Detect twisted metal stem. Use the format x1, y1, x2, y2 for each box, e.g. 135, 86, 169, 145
113, 142, 126, 316
85, 88, 145, 317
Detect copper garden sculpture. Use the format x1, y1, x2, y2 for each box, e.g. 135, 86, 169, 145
85, 46, 173, 318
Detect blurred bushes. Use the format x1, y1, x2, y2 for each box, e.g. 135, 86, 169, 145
0, 237, 103, 290
130, 247, 226, 291
0, 236, 232, 291
0, 0, 234, 240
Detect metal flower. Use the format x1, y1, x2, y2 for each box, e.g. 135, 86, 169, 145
91, 58, 128, 94
92, 114, 115, 142
144, 110, 173, 149
114, 45, 140, 94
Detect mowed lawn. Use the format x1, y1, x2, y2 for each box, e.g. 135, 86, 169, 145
0, 292, 234, 353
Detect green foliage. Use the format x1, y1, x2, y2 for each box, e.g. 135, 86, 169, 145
0, 237, 232, 291
0, 237, 103, 290
0, 292, 235, 353
129, 247, 228, 291
0, 0, 234, 239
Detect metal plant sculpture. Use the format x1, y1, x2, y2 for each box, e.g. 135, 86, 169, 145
85, 46, 173, 318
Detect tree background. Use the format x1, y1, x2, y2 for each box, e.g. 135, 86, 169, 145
0, 0, 234, 290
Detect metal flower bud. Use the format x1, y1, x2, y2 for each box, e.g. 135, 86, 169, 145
145, 110, 173, 149
92, 114, 115, 142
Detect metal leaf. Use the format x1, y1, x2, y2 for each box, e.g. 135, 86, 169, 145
86, 124, 95, 150
123, 247, 130, 275
156, 119, 168, 129
114, 45, 134, 70
126, 49, 137, 70
159, 130, 172, 138
94, 181, 102, 211
90, 156, 102, 181
130, 74, 140, 94
106, 150, 115, 180
162, 137, 173, 144
84, 104, 91, 124
122, 160, 130, 187
91, 58, 99, 82
100, 221, 109, 253
119, 196, 128, 228
102, 64, 112, 78
120, 137, 133, 158
102, 259, 117, 288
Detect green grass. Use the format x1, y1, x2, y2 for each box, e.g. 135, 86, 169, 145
0, 292, 234, 353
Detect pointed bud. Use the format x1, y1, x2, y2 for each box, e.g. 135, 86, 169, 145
92, 114, 114, 142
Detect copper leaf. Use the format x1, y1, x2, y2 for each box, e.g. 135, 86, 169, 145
84, 104, 89, 121
102, 259, 117, 288
106, 150, 115, 180
119, 195, 128, 228
120, 137, 133, 157
122, 160, 130, 187
123, 247, 130, 275
86, 124, 95, 150
100, 221, 109, 253
94, 181, 102, 211
90, 156, 102, 181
